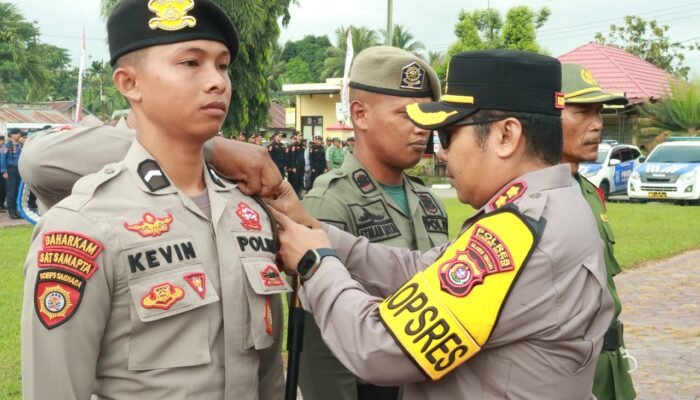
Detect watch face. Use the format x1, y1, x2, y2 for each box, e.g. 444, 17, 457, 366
297, 250, 318, 276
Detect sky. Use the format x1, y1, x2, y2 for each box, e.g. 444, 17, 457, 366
14, 0, 700, 75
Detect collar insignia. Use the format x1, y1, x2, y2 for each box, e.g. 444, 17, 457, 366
148, 0, 197, 31
141, 282, 185, 310
124, 212, 174, 237
236, 202, 262, 231
183, 272, 206, 299
352, 169, 377, 194
489, 181, 527, 210
401, 61, 425, 90
137, 159, 170, 192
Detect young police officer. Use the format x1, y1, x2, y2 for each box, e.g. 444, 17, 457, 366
269, 50, 613, 399
21, 1, 288, 399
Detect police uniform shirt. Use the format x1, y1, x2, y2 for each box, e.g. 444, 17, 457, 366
301, 164, 613, 399
21, 140, 288, 400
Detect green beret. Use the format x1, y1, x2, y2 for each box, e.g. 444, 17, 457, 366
562, 64, 628, 106
407, 50, 563, 130
108, 0, 239, 66
349, 46, 441, 101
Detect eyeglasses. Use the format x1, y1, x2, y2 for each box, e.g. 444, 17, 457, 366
437, 117, 511, 149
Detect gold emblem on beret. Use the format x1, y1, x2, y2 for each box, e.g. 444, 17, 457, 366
401, 62, 425, 90
148, 0, 197, 31
580, 69, 599, 86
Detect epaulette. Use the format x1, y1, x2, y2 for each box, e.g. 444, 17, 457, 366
306, 169, 347, 197
59, 163, 124, 211
406, 175, 426, 186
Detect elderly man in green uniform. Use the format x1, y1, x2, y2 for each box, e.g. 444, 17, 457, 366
561, 63, 636, 400
298, 46, 449, 400
21, 1, 288, 399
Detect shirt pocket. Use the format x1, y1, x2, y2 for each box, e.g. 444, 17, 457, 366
126, 264, 220, 371
240, 259, 292, 351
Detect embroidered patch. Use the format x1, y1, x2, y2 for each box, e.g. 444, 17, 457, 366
400, 61, 425, 90
126, 240, 198, 274
141, 282, 185, 310
39, 232, 102, 279
489, 181, 527, 210
137, 159, 170, 192
438, 224, 514, 297
42, 231, 102, 260
148, 0, 197, 31
183, 272, 206, 299
34, 269, 85, 329
423, 216, 448, 235
348, 200, 401, 242
260, 265, 285, 287
236, 235, 275, 253
417, 192, 441, 215
352, 170, 377, 194
235, 202, 262, 231
264, 296, 273, 336
37, 250, 98, 280
124, 212, 174, 237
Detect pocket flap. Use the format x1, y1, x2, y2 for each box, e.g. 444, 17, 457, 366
128, 264, 219, 322
242, 260, 292, 295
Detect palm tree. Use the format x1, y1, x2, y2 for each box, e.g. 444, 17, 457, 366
428, 51, 445, 71
641, 79, 700, 135
380, 24, 425, 53
322, 26, 380, 79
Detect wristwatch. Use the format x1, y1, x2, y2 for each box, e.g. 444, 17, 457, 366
297, 248, 336, 282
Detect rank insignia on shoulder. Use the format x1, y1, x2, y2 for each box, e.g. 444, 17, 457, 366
260, 265, 285, 287
400, 61, 425, 90
148, 0, 197, 31
489, 181, 527, 210
141, 282, 185, 310
235, 202, 262, 231
183, 272, 206, 299
352, 170, 377, 194
138, 159, 171, 192
35, 269, 86, 329
124, 212, 174, 237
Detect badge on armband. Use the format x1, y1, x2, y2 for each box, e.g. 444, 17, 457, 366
378, 208, 538, 380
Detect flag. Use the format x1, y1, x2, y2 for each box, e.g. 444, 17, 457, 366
74, 27, 86, 124
340, 27, 354, 124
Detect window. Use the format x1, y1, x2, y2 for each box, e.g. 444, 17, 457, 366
301, 116, 323, 140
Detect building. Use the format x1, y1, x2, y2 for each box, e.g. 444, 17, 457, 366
0, 103, 75, 134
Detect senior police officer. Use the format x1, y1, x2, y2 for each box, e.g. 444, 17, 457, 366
21, 1, 288, 399
268, 50, 613, 399
561, 63, 636, 400
299, 46, 449, 400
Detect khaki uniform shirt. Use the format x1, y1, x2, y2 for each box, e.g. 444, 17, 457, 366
302, 164, 613, 399
21, 141, 287, 400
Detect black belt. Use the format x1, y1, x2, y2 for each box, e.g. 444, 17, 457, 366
602, 320, 623, 352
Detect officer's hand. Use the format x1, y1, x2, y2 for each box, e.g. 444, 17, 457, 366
270, 208, 330, 274
2, 172, 7, 180
210, 137, 283, 197
265, 181, 320, 228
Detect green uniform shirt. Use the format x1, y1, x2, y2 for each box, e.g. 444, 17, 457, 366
577, 174, 636, 400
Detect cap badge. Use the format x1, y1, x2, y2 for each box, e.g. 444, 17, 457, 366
148, 0, 197, 31
581, 69, 599, 86
401, 62, 425, 90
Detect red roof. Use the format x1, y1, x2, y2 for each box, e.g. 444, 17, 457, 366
268, 102, 286, 129
558, 42, 675, 103
0, 104, 74, 125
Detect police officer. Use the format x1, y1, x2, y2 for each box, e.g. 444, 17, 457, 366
21, 1, 287, 399
269, 50, 613, 399
1, 128, 23, 219
286, 133, 305, 197
327, 137, 344, 169
268, 132, 287, 178
308, 135, 326, 188
0, 135, 6, 212
299, 46, 448, 400
561, 63, 636, 400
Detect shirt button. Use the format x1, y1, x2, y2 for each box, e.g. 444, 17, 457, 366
529, 192, 541, 199
335, 170, 342, 175
104, 168, 115, 174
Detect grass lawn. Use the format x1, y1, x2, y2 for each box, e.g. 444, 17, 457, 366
2, 201, 700, 396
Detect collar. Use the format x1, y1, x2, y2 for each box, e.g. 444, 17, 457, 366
115, 117, 133, 130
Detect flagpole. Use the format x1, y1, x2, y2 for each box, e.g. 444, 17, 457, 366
340, 27, 354, 124
74, 26, 86, 124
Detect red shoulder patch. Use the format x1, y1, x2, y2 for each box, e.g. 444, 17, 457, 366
34, 269, 86, 329
235, 202, 262, 231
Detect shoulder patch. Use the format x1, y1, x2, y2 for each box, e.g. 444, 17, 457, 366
352, 169, 377, 194
348, 200, 400, 242
35, 269, 86, 329
489, 181, 527, 211
138, 159, 170, 192
38, 231, 102, 280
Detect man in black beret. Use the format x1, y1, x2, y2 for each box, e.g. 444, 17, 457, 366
267, 50, 612, 399
21, 1, 286, 399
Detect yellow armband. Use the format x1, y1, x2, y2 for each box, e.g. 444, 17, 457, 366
378, 209, 537, 380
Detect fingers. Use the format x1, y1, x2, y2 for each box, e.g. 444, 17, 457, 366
269, 206, 292, 229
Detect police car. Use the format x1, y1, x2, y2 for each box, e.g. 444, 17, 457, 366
628, 138, 700, 204
578, 141, 642, 198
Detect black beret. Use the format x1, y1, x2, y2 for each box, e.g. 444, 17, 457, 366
407, 50, 563, 130
108, 0, 239, 66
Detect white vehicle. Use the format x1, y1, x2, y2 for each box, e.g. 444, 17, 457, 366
578, 142, 642, 198
627, 138, 700, 204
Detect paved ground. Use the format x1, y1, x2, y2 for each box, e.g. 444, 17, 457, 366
0, 210, 30, 228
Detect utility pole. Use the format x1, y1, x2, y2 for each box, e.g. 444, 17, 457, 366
386, 0, 393, 46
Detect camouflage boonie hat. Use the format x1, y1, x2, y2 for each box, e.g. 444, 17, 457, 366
562, 64, 628, 106
349, 46, 441, 101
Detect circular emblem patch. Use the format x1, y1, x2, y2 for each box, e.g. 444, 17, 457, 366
39, 285, 73, 319
446, 262, 472, 287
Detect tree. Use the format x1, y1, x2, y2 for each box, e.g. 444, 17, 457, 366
595, 16, 698, 79
437, 6, 550, 80
322, 26, 380, 79
381, 24, 425, 53
428, 51, 446, 72
281, 35, 332, 82
101, 0, 296, 135
640, 79, 700, 134
281, 57, 314, 84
